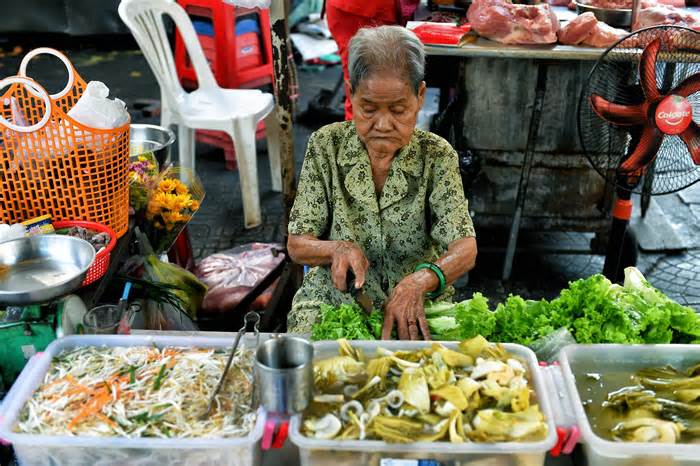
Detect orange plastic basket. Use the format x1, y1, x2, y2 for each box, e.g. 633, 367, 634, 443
53, 220, 117, 286
0, 48, 130, 237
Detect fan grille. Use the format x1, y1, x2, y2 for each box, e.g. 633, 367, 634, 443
578, 26, 700, 195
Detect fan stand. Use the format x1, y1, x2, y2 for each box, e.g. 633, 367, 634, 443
603, 180, 639, 282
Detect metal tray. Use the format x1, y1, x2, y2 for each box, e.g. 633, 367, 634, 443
0, 235, 95, 305
574, 1, 632, 28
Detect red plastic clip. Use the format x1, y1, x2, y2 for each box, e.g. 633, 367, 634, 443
562, 426, 580, 455
0, 415, 9, 446
271, 420, 289, 449
262, 418, 276, 450
550, 427, 569, 457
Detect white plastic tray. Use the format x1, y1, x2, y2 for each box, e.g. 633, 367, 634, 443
559, 344, 700, 466
0, 334, 265, 466
289, 340, 558, 466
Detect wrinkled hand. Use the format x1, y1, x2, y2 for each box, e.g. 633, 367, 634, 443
330, 241, 369, 292
382, 274, 431, 341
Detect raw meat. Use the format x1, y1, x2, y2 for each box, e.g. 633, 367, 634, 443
633, 4, 700, 30
576, 0, 684, 8
558, 12, 628, 47
467, 0, 560, 44
654, 0, 686, 7
195, 243, 285, 314
558, 12, 599, 44
586, 21, 629, 47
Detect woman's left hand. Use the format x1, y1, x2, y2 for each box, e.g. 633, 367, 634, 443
382, 273, 431, 341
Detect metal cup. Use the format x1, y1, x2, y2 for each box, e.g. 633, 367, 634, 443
255, 336, 313, 415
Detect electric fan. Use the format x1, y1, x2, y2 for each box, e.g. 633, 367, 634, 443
578, 25, 700, 282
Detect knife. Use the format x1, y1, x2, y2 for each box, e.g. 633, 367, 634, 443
347, 270, 373, 314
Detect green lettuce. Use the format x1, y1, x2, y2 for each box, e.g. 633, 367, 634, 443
309, 268, 699, 344
425, 293, 496, 340
493, 296, 554, 345
311, 303, 377, 341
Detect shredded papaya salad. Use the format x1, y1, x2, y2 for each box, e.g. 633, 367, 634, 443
15, 346, 257, 438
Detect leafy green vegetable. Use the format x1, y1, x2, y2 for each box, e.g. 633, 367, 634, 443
368, 310, 384, 340
311, 304, 378, 341
427, 316, 460, 336
309, 268, 700, 344
424, 293, 495, 340
454, 293, 496, 340
424, 301, 458, 317
494, 296, 554, 345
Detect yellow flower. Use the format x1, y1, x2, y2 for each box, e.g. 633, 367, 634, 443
173, 180, 190, 195
158, 179, 179, 194
189, 200, 200, 211
146, 199, 161, 218
161, 211, 190, 231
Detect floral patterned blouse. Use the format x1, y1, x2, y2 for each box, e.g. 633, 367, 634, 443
287, 121, 476, 333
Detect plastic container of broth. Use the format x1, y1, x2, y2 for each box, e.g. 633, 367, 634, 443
0, 334, 266, 466
559, 344, 700, 466
289, 340, 558, 466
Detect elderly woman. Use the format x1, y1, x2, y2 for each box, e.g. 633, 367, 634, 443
287, 26, 477, 340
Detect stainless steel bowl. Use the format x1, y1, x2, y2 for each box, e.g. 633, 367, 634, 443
0, 235, 96, 305
130, 123, 176, 167
575, 1, 632, 28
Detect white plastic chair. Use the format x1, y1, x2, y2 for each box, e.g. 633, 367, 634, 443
118, 0, 281, 229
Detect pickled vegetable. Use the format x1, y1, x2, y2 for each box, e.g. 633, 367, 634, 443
303, 337, 548, 443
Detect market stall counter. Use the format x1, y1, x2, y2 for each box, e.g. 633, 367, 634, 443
419, 8, 615, 281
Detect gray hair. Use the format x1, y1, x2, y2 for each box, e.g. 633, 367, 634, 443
348, 25, 425, 95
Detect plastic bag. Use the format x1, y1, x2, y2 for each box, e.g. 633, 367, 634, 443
67, 81, 129, 129
528, 327, 577, 363
223, 0, 271, 8
195, 243, 285, 314
0, 223, 26, 243
143, 299, 198, 331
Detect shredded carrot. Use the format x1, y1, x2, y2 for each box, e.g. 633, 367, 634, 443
96, 413, 117, 429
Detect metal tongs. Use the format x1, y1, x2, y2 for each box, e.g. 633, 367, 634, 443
201, 311, 260, 419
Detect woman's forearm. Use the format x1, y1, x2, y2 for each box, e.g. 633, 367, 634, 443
287, 234, 370, 290
411, 237, 478, 295
287, 234, 339, 266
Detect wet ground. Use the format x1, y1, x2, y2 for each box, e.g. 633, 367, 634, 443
1, 41, 699, 311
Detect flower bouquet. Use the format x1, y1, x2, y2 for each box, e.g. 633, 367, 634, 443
128, 152, 159, 216
142, 166, 204, 255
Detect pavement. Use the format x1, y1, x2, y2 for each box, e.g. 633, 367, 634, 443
1, 42, 699, 311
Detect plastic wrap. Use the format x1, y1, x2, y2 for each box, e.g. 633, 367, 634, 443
196, 243, 284, 314
528, 327, 577, 363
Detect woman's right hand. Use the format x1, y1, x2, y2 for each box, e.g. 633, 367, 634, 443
330, 241, 369, 292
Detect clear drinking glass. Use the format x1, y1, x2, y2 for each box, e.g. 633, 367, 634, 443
83, 304, 121, 334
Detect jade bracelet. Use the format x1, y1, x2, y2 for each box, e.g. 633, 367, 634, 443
415, 262, 446, 299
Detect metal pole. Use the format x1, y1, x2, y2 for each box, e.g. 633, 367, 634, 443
269, 0, 297, 236
502, 63, 548, 281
